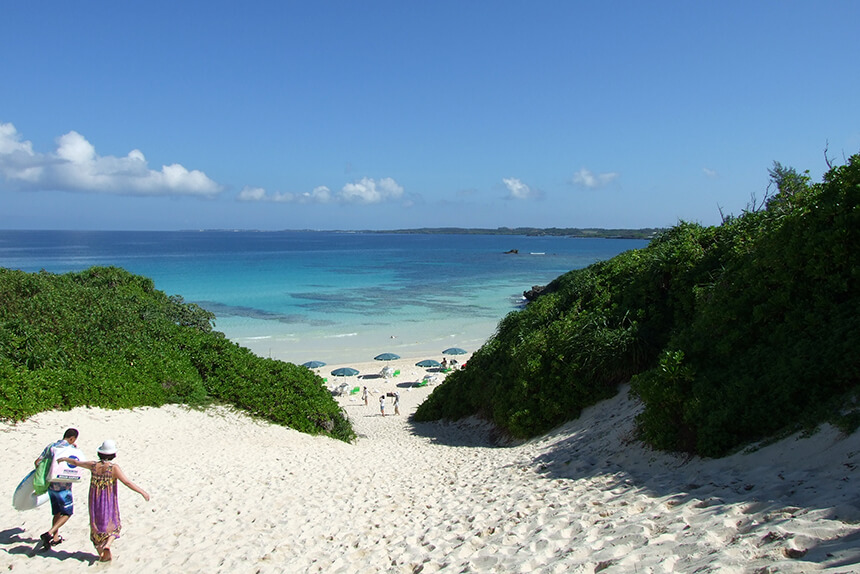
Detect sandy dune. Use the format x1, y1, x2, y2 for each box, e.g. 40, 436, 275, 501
2, 358, 858, 573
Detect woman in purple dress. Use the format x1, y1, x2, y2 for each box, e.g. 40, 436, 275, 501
58, 439, 150, 562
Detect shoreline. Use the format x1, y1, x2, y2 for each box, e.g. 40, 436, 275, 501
222, 315, 494, 367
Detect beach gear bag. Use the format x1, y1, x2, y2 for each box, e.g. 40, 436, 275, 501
48, 446, 85, 483
33, 457, 51, 495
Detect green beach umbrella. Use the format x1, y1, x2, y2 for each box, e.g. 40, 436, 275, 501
330, 367, 360, 377
442, 347, 467, 355
374, 353, 401, 361
415, 359, 441, 368
302, 360, 327, 369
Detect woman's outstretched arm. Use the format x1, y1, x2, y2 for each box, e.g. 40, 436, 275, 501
112, 464, 151, 501
56, 457, 96, 471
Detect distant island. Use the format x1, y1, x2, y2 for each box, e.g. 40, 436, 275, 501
361, 227, 662, 240
181, 227, 662, 239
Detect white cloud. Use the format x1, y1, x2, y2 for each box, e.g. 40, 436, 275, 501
238, 179, 402, 205
572, 168, 619, 189
0, 122, 221, 196
237, 186, 268, 201
703, 167, 718, 178
237, 186, 306, 203
0, 122, 44, 183
305, 185, 333, 203
277, 186, 333, 203
502, 177, 540, 200
340, 177, 404, 204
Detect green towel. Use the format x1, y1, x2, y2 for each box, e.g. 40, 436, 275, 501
33, 457, 51, 496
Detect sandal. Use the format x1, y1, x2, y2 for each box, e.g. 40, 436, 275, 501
40, 532, 52, 547
100, 548, 112, 562
49, 535, 65, 546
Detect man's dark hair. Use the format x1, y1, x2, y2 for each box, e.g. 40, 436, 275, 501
63, 428, 79, 440
97, 452, 116, 461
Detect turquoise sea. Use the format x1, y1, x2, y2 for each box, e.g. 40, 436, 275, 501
0, 231, 648, 364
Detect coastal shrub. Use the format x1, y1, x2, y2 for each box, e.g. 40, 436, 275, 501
415, 221, 717, 437
0, 266, 355, 442
416, 152, 860, 457
633, 154, 860, 456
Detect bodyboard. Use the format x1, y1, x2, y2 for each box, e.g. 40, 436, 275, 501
13, 470, 49, 511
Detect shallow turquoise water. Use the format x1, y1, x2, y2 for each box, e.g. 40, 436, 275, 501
0, 230, 648, 363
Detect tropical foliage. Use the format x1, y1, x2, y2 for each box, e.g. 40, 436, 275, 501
0, 266, 355, 442
414, 153, 860, 457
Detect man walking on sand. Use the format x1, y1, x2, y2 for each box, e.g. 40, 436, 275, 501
380, 394, 385, 416
34, 428, 79, 549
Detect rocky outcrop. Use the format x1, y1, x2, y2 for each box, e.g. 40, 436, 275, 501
523, 285, 546, 301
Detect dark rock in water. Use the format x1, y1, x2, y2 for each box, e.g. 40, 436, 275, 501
504, 249, 519, 254
523, 285, 546, 301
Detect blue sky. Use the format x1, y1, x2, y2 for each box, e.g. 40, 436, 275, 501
2, 2, 858, 231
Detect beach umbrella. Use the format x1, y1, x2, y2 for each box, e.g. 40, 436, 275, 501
302, 360, 327, 369
330, 367, 360, 377
415, 359, 441, 368
442, 347, 467, 355
374, 352, 401, 361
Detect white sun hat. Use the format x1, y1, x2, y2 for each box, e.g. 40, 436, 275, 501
97, 439, 117, 455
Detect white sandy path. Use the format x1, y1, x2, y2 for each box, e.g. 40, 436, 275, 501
0, 359, 858, 573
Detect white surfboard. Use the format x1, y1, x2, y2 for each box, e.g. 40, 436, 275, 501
12, 470, 49, 511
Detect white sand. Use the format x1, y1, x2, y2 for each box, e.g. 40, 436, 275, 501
1, 357, 859, 573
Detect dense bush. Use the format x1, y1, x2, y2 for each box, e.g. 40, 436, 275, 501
0, 266, 355, 442
414, 153, 860, 457
414, 221, 720, 437
633, 155, 860, 456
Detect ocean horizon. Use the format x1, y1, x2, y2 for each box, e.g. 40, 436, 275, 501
0, 230, 648, 365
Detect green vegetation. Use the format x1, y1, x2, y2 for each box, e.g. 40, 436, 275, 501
0, 266, 355, 442
414, 153, 860, 457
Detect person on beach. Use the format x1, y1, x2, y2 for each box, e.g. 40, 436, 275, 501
362, 386, 368, 406
380, 394, 385, 416
58, 439, 150, 562
394, 392, 400, 415
34, 428, 79, 549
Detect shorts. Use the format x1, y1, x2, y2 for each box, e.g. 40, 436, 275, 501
48, 487, 74, 516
